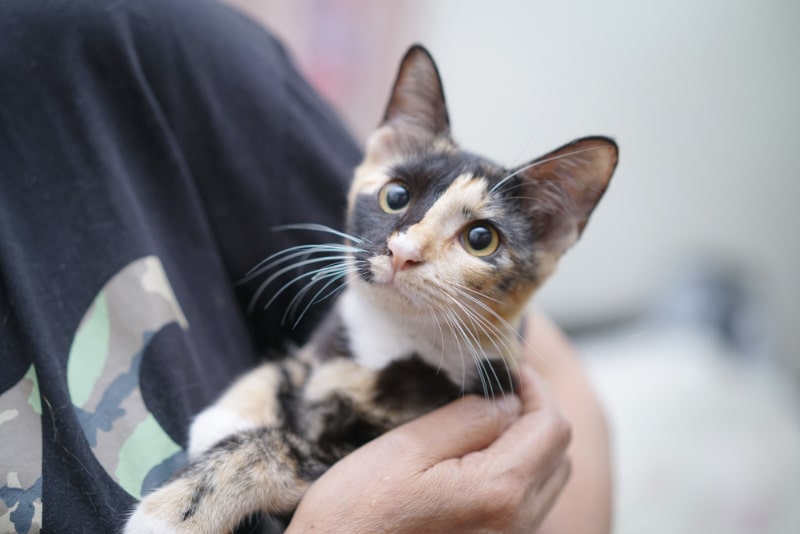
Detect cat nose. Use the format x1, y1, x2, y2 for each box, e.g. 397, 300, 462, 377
388, 233, 423, 272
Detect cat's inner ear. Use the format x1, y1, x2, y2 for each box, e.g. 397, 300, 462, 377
518, 137, 618, 253
382, 45, 450, 136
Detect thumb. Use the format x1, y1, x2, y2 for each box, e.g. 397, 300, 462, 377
383, 394, 522, 465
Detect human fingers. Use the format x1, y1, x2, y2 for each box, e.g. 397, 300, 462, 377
516, 359, 559, 412
429, 416, 572, 533
488, 364, 572, 479
288, 396, 523, 534
382, 393, 522, 466
538, 456, 572, 511
507, 455, 572, 532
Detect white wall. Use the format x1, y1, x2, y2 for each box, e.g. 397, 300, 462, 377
402, 0, 800, 370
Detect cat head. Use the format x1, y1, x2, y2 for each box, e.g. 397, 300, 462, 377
345, 45, 618, 328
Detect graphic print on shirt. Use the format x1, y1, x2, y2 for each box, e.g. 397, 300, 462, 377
1, 255, 192, 534
66, 255, 189, 499
0, 366, 42, 534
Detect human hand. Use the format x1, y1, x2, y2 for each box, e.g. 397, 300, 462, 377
286, 364, 572, 533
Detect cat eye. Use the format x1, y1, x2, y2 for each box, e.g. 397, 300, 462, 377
461, 223, 500, 257
378, 182, 410, 213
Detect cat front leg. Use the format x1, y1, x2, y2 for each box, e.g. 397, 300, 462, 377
188, 359, 307, 459
125, 427, 326, 534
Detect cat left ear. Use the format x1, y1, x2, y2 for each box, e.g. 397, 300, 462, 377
518, 136, 618, 252
381, 45, 450, 136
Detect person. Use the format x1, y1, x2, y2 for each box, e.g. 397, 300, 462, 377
0, 1, 610, 532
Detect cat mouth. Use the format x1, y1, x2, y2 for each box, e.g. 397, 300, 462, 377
359, 254, 433, 308
367, 254, 397, 285
366, 254, 427, 288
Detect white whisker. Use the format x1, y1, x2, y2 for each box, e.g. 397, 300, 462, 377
450, 281, 503, 304
288, 265, 362, 328
239, 243, 364, 284
285, 265, 349, 321
449, 283, 532, 356
440, 292, 509, 398
490, 145, 609, 194
272, 223, 373, 245
249, 256, 354, 314
441, 298, 497, 400
458, 296, 517, 396
441, 305, 484, 398
429, 300, 470, 393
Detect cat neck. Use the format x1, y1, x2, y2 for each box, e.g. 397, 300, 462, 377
334, 286, 520, 385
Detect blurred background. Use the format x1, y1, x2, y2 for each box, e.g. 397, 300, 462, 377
225, 1, 799, 532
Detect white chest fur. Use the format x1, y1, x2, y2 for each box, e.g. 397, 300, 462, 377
338, 288, 498, 386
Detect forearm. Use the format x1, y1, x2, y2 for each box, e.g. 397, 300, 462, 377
526, 311, 613, 534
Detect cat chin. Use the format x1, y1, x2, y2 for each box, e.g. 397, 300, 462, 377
357, 281, 418, 311
351, 273, 428, 316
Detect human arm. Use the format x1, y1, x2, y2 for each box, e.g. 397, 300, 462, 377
526, 310, 613, 534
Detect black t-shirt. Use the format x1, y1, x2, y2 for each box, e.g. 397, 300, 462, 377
0, 1, 361, 532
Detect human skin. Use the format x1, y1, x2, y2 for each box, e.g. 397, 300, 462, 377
286, 311, 611, 533
529, 311, 613, 534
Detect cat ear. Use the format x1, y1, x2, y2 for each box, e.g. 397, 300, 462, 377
381, 45, 450, 136
517, 136, 618, 253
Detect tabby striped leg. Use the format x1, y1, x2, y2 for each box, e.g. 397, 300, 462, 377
187, 360, 307, 460
125, 428, 326, 534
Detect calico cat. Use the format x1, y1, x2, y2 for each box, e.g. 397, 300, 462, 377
125, 45, 618, 533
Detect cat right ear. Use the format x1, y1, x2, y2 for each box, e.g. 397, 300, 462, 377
381, 45, 450, 136
517, 136, 618, 254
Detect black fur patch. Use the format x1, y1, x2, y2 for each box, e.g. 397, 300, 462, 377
311, 395, 386, 462
373, 354, 462, 411
275, 430, 327, 482
464, 358, 517, 397
277, 365, 302, 435
182, 479, 212, 521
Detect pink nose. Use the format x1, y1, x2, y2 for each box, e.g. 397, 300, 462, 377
388, 233, 423, 272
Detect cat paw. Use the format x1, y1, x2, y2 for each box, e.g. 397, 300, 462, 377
124, 506, 180, 534
124, 489, 192, 534
187, 406, 256, 459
